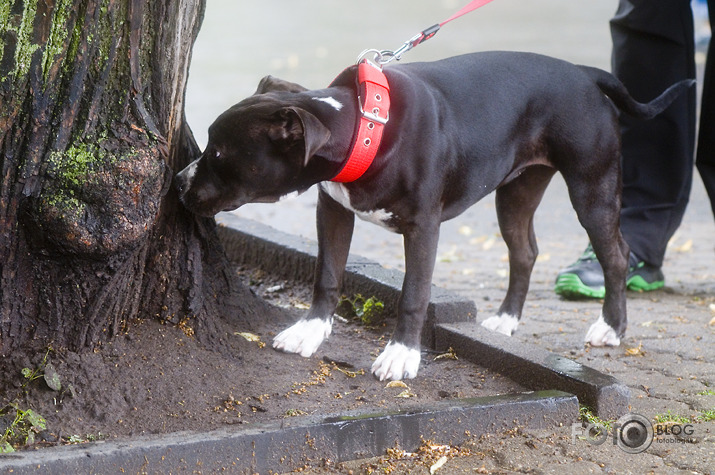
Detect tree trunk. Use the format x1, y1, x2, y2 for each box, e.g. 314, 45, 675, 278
0, 0, 266, 355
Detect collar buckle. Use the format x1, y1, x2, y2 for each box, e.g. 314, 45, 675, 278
359, 107, 389, 126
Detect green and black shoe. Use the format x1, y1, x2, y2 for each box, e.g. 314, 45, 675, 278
554, 244, 665, 299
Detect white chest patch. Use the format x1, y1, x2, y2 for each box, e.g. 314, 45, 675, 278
312, 96, 343, 111
320, 182, 396, 232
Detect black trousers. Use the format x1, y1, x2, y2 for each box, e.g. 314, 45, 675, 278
611, 0, 715, 268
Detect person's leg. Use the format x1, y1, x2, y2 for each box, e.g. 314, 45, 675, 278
556, 0, 696, 298
696, 0, 715, 218
613, 0, 697, 269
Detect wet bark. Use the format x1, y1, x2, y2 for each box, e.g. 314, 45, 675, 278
0, 0, 265, 354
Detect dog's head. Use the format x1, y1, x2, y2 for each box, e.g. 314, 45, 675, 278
175, 77, 331, 217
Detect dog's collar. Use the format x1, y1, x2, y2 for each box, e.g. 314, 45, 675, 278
331, 59, 390, 183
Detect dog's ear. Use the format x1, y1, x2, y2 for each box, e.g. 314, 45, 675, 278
268, 107, 331, 166
255, 76, 308, 94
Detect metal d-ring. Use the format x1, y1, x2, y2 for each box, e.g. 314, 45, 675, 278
356, 49, 384, 65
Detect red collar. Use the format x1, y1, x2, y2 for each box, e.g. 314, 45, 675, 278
331, 59, 390, 183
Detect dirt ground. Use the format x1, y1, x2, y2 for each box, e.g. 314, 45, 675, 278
0, 265, 526, 452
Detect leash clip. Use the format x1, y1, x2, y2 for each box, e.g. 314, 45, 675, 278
356, 48, 387, 66
365, 23, 442, 65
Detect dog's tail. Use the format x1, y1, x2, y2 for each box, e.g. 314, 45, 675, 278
577, 65, 695, 120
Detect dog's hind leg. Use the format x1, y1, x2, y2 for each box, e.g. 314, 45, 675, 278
273, 189, 355, 356
563, 161, 629, 346
481, 166, 556, 336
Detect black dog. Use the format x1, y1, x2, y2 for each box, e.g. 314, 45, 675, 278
175, 52, 691, 381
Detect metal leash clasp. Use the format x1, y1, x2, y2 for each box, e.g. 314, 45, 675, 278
357, 24, 442, 66
356, 49, 387, 66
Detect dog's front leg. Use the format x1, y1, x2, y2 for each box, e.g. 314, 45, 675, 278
273, 190, 355, 357
371, 219, 440, 381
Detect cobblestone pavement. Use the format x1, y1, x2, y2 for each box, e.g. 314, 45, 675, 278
186, 1, 714, 472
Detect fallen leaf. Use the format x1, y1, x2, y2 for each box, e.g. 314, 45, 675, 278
536, 253, 551, 262
438, 245, 460, 263
395, 389, 416, 398
482, 236, 496, 250
458, 225, 472, 236
386, 381, 409, 389
434, 347, 458, 361
625, 342, 643, 356
234, 332, 266, 348
334, 366, 364, 378
43, 363, 62, 391
235, 332, 261, 342
430, 455, 448, 474
673, 239, 693, 253
709, 316, 715, 326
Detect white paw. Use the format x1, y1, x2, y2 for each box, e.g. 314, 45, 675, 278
584, 314, 621, 346
481, 314, 519, 336
370, 342, 421, 381
272, 318, 332, 357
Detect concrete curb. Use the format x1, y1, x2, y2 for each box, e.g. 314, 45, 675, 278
434, 323, 631, 420
0, 391, 578, 474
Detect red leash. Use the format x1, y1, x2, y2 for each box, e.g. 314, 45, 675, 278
441, 0, 497, 26
330, 0, 495, 183
376, 0, 497, 64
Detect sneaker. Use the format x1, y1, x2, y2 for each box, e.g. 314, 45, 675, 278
626, 258, 666, 292
554, 244, 665, 299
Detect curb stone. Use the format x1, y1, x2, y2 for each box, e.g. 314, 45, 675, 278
434, 323, 631, 419
0, 391, 577, 474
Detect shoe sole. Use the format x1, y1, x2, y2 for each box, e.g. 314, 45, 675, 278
554, 274, 605, 299
554, 273, 664, 299
626, 275, 665, 292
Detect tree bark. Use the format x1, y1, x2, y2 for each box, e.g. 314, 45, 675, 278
0, 0, 266, 354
